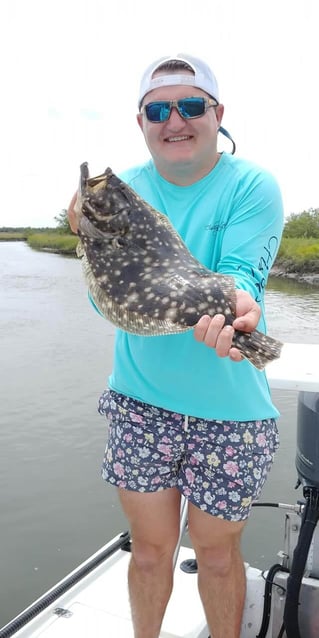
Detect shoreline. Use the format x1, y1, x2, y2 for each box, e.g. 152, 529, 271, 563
1, 237, 319, 287
270, 266, 319, 286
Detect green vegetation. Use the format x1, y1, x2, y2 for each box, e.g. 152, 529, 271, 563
0, 210, 78, 255
53, 209, 72, 234
283, 207, 319, 239
27, 232, 78, 255
274, 207, 319, 273
276, 238, 319, 272
24, 210, 78, 254
0, 226, 58, 241
1, 207, 319, 272
0, 231, 26, 240
0, 225, 57, 234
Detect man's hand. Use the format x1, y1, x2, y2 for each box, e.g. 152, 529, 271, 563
67, 192, 79, 234
193, 289, 261, 362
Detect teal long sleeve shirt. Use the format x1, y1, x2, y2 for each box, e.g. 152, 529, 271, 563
98, 153, 284, 421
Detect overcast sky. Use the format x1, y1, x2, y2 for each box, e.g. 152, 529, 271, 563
1, 0, 318, 227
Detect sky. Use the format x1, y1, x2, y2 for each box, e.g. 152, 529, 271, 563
0, 0, 318, 228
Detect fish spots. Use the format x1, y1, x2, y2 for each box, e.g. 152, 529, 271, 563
76, 163, 283, 369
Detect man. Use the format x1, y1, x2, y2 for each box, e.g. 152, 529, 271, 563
69, 53, 284, 638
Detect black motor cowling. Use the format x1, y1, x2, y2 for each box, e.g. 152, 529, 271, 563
296, 391, 319, 487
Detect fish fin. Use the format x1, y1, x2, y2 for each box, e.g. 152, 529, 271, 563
233, 330, 283, 370
76, 240, 84, 258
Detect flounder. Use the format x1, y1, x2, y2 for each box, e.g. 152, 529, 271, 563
75, 162, 282, 370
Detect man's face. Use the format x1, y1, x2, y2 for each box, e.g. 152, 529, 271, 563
137, 80, 224, 179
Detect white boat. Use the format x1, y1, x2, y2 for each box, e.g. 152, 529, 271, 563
1, 343, 319, 638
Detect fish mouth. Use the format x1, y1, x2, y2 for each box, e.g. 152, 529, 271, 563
164, 135, 193, 143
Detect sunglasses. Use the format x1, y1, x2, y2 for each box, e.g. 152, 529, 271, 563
142, 97, 218, 123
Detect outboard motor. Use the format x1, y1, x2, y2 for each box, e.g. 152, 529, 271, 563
284, 391, 319, 638
296, 391, 319, 487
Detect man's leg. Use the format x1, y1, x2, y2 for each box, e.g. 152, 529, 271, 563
119, 486, 181, 638
188, 503, 246, 638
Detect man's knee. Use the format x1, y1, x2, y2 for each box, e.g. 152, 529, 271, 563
131, 538, 177, 573
195, 542, 238, 577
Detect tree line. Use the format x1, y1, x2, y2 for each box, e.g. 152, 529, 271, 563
53, 206, 319, 238
2, 206, 318, 239
283, 207, 319, 238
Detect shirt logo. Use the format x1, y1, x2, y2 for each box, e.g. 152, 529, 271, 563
205, 222, 228, 232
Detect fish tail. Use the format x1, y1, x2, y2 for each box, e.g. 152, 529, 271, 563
232, 330, 283, 370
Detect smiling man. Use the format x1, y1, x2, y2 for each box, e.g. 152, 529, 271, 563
136, 60, 223, 185
68, 53, 284, 638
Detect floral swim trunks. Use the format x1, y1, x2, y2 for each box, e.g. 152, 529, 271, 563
99, 389, 279, 522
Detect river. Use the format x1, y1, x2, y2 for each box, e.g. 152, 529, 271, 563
1, 241, 319, 627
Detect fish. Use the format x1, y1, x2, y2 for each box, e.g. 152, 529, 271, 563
74, 162, 283, 370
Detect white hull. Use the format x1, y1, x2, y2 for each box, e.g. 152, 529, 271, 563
1, 529, 319, 638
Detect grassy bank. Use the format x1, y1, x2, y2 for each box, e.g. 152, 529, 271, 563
275, 237, 319, 273
0, 230, 78, 255
26, 233, 78, 255
1, 230, 319, 273
0, 231, 27, 241
23, 235, 319, 274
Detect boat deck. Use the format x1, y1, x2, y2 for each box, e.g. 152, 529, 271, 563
9, 543, 209, 638
7, 537, 269, 638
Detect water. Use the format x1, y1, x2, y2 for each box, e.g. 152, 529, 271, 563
1, 241, 319, 627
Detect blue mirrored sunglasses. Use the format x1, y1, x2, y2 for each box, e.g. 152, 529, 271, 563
142, 97, 218, 123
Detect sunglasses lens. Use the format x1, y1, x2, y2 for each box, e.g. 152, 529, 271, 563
144, 98, 208, 122
145, 102, 171, 122
178, 98, 206, 118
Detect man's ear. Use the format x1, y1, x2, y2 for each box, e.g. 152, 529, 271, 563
215, 104, 224, 126
136, 113, 144, 131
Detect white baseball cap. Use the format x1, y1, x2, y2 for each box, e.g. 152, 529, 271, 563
138, 53, 220, 108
